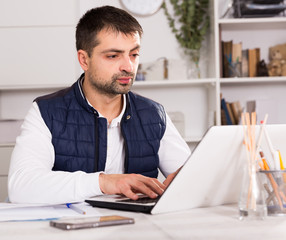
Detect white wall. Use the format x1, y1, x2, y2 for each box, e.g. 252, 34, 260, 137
0, 0, 81, 120
0, 0, 211, 86
0, 0, 192, 87
0, 0, 211, 121
79, 0, 183, 63
0, 0, 80, 86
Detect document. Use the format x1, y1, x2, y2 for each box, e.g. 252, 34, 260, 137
0, 202, 101, 222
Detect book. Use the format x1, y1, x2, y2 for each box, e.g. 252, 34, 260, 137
255, 48, 261, 74
222, 40, 233, 78
226, 102, 236, 125
221, 98, 233, 125
246, 100, 256, 114
221, 109, 227, 125
248, 48, 260, 77
231, 42, 242, 77
232, 42, 242, 64
230, 101, 242, 125
241, 49, 249, 77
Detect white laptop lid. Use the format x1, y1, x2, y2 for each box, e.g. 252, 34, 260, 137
151, 124, 286, 214
86, 125, 286, 214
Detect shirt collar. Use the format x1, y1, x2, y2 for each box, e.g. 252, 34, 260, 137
109, 94, 126, 127
79, 76, 126, 127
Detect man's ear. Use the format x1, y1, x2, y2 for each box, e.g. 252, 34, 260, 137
77, 50, 89, 71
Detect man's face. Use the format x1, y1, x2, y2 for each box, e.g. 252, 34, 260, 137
84, 29, 140, 97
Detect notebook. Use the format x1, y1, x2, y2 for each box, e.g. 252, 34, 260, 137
85, 124, 286, 214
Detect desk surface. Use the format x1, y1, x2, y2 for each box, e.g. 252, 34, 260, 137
1, 204, 285, 240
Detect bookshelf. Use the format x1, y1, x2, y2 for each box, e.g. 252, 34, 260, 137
132, 79, 217, 142
214, 0, 286, 125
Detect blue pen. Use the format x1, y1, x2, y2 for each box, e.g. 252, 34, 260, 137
66, 203, 86, 215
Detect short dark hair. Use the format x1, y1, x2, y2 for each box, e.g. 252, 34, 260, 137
76, 5, 143, 56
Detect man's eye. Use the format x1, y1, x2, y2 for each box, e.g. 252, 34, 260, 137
107, 55, 117, 59
132, 54, 139, 58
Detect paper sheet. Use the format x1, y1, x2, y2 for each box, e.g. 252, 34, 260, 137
0, 202, 102, 222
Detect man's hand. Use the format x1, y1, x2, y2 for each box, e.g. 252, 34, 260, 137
99, 173, 166, 200
163, 167, 182, 187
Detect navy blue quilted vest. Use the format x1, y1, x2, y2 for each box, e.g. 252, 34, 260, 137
35, 76, 166, 178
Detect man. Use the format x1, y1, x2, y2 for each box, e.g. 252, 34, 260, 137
8, 6, 190, 204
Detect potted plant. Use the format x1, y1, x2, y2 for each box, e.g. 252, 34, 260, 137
162, 0, 210, 78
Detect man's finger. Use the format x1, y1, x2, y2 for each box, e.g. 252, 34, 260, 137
120, 186, 139, 200
133, 176, 165, 197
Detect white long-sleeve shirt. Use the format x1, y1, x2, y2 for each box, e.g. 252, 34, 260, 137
8, 99, 190, 204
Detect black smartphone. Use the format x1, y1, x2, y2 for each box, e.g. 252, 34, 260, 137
50, 215, 134, 230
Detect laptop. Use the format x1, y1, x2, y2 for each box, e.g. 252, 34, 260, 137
86, 124, 286, 214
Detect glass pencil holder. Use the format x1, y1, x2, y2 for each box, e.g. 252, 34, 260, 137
260, 170, 286, 216
238, 166, 267, 220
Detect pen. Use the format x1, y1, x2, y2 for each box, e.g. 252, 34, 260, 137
66, 203, 86, 215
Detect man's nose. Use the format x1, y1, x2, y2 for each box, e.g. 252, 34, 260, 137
119, 56, 133, 73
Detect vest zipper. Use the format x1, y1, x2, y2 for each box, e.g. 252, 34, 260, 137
120, 118, 129, 173
94, 113, 99, 172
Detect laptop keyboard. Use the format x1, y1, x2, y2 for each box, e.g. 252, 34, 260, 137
117, 196, 159, 204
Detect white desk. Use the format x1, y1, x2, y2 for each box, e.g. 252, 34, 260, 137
1, 204, 286, 240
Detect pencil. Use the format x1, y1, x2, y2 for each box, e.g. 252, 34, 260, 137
278, 150, 286, 183
279, 150, 285, 170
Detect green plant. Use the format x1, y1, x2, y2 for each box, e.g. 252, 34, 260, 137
162, 0, 210, 78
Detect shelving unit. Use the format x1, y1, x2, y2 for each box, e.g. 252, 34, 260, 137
133, 79, 217, 142
220, 76, 286, 84
214, 0, 286, 125
0, 144, 14, 201
0, 84, 72, 120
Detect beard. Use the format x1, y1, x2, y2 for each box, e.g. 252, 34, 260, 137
87, 71, 135, 97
